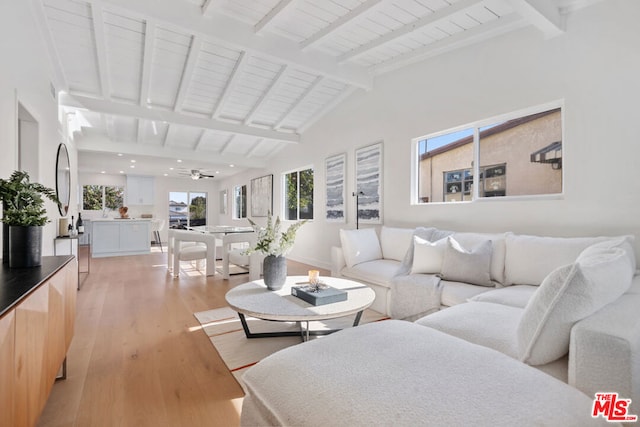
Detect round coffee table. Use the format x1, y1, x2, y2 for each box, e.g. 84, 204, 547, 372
225, 276, 375, 341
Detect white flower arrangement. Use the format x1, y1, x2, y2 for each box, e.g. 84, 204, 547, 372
246, 211, 307, 257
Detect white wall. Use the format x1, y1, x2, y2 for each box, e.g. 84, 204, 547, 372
220, 0, 640, 269
0, 0, 72, 258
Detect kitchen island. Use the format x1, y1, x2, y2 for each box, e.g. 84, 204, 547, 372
91, 218, 151, 258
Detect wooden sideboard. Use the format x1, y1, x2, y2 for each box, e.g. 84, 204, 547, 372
0, 256, 77, 427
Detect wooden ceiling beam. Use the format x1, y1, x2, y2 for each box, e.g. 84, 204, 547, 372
247, 138, 265, 157
371, 13, 527, 75
86, 0, 372, 89
298, 86, 358, 134
61, 93, 300, 143
255, 0, 296, 35
174, 36, 202, 112
212, 51, 247, 119
338, 0, 482, 63
139, 20, 156, 106
505, 0, 564, 37
90, 3, 112, 99
244, 64, 288, 125
300, 0, 384, 51
273, 75, 323, 130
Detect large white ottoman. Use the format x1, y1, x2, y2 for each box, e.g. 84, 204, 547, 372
241, 320, 613, 426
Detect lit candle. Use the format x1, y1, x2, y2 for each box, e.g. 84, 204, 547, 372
308, 270, 320, 285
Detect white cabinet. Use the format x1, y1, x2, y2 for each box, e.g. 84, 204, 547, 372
91, 220, 151, 257
126, 175, 155, 205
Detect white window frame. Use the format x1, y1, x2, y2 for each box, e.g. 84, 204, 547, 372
233, 185, 247, 220
411, 100, 564, 205
282, 165, 314, 221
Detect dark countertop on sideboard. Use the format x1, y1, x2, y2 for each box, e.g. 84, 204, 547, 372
0, 256, 74, 317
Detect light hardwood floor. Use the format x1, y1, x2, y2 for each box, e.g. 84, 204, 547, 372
38, 246, 328, 427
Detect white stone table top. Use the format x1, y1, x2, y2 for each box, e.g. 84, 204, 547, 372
225, 276, 375, 322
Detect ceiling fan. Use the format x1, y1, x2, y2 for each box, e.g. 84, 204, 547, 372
178, 169, 215, 180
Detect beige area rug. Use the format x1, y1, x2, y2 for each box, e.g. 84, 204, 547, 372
194, 306, 388, 389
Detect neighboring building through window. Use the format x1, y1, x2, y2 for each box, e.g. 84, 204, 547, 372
169, 191, 207, 228
284, 168, 314, 220
234, 185, 247, 219
82, 185, 124, 211
417, 105, 562, 203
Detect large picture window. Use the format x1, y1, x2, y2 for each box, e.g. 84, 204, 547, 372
284, 167, 314, 221
416, 104, 562, 203
83, 185, 124, 211
169, 191, 207, 228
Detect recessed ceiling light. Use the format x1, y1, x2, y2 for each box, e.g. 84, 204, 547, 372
215, 171, 220, 174
169, 167, 174, 170
163, 173, 168, 176
229, 164, 235, 168
130, 159, 136, 163
130, 165, 135, 168
119, 170, 124, 174
117, 153, 123, 157
101, 171, 106, 174
177, 159, 182, 163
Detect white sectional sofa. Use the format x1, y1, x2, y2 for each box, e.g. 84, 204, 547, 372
329, 226, 640, 405
239, 226, 639, 425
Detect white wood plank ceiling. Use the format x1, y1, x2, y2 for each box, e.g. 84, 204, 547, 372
33, 0, 595, 177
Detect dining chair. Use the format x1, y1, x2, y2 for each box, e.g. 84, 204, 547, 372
167, 229, 217, 277
221, 232, 263, 281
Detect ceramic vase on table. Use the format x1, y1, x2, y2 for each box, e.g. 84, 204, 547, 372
263, 255, 286, 291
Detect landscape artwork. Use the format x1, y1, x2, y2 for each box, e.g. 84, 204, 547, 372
325, 153, 346, 222
355, 142, 383, 224
250, 174, 273, 217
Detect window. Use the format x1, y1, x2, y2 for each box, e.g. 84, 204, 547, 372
234, 185, 247, 219
82, 185, 124, 210
416, 104, 562, 203
284, 168, 313, 220
169, 191, 207, 228
443, 164, 506, 202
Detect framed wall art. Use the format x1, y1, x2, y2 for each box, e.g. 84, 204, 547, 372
325, 152, 346, 222
355, 141, 383, 224
250, 174, 273, 217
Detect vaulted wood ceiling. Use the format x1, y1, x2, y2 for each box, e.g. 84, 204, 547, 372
32, 0, 596, 178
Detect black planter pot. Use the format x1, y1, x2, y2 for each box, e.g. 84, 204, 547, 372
9, 225, 43, 268
2, 222, 8, 264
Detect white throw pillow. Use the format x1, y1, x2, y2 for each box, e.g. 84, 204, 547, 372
410, 236, 447, 274
339, 228, 383, 269
380, 226, 415, 262
517, 246, 634, 365
440, 237, 494, 287
579, 235, 636, 273
504, 234, 610, 286
395, 227, 442, 276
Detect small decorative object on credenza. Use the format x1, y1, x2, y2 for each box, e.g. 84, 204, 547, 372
119, 206, 129, 218
245, 211, 307, 291
0, 170, 61, 268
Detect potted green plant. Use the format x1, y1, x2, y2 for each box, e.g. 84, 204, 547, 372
246, 211, 307, 290
0, 170, 60, 268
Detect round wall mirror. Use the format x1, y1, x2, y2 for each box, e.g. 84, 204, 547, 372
55, 143, 71, 216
